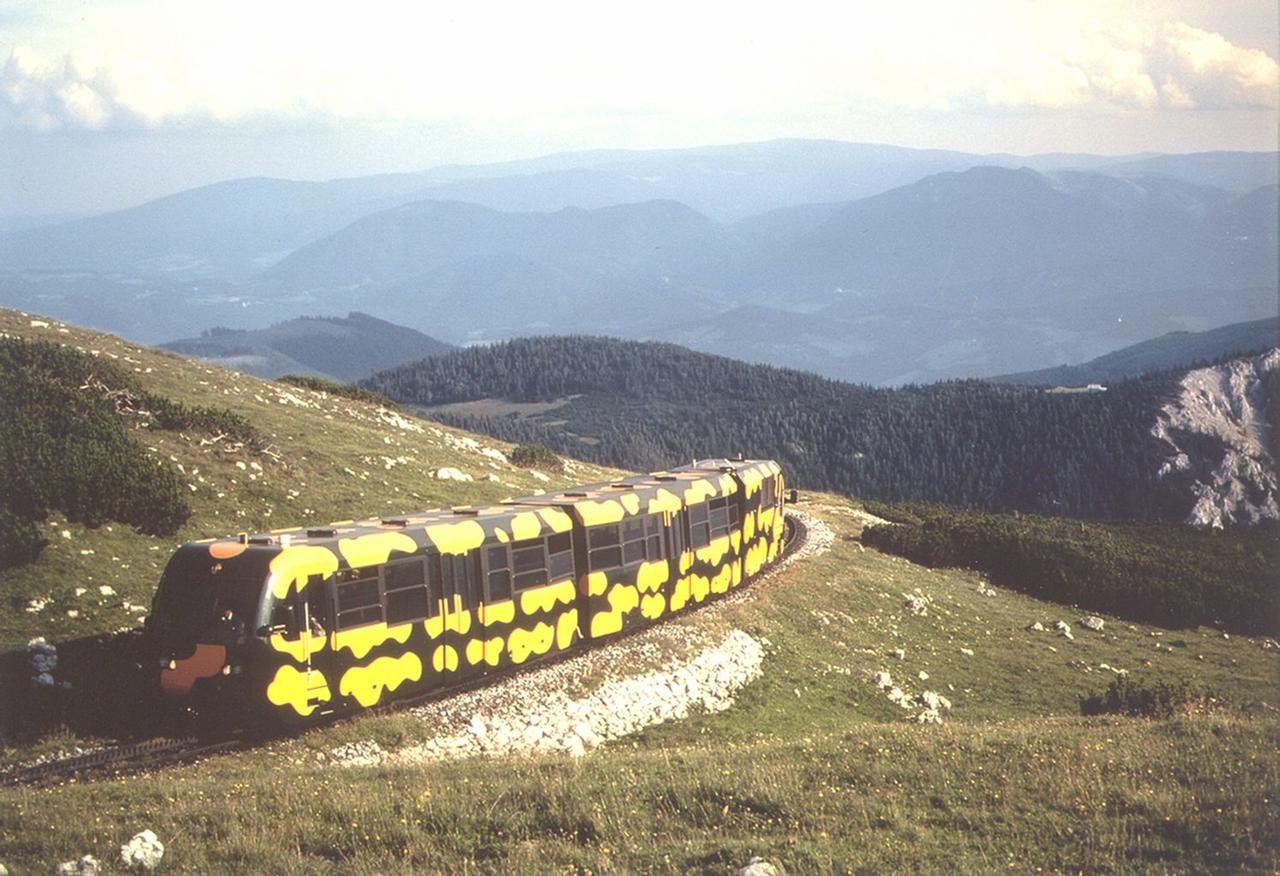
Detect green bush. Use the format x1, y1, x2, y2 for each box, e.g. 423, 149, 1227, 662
1081, 676, 1220, 718
0, 338, 192, 570
508, 443, 563, 472
142, 393, 259, 444
278, 374, 399, 410
861, 502, 1279, 635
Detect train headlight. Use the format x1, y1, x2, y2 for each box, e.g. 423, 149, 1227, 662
221, 664, 232, 676
164, 659, 177, 670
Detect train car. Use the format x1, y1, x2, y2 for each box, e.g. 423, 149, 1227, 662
147, 458, 789, 727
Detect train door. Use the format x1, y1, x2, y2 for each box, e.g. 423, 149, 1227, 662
299, 573, 336, 715
438, 551, 483, 685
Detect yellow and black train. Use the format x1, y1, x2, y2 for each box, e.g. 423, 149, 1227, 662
148, 458, 789, 726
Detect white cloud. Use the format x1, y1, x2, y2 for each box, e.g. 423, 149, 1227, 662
0, 1, 1275, 133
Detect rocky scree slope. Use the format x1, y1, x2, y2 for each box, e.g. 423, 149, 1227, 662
1154, 347, 1280, 527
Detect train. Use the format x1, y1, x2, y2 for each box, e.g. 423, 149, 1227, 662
146, 458, 791, 727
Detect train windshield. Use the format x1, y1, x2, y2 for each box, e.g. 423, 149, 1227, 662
149, 548, 266, 646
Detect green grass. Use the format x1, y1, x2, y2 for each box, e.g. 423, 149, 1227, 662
1, 309, 1277, 873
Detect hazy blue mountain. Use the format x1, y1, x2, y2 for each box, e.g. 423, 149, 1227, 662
161, 312, 455, 381
0, 175, 432, 280
2, 139, 1274, 283
261, 166, 1276, 384
1090, 151, 1279, 193
988, 317, 1280, 386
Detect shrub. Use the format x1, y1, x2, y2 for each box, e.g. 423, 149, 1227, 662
142, 393, 259, 444
1081, 676, 1222, 718
861, 503, 1279, 635
0, 338, 191, 570
508, 443, 563, 472
279, 374, 399, 410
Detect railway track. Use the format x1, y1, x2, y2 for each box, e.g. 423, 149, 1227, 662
1, 512, 808, 788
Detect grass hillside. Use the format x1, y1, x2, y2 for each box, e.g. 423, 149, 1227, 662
0, 307, 617, 653
0, 309, 1276, 873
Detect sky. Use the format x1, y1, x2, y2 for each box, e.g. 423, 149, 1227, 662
2, 0, 1278, 215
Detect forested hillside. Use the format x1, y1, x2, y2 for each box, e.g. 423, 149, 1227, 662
364, 336, 1196, 520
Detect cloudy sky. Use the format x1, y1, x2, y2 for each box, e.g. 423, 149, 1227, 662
2, 0, 1277, 214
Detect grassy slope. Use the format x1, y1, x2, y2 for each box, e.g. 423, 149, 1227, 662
1, 309, 1277, 872
0, 308, 620, 652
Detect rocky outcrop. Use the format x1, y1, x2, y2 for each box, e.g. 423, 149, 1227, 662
1153, 349, 1279, 528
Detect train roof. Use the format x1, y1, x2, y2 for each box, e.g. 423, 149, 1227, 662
185, 458, 781, 562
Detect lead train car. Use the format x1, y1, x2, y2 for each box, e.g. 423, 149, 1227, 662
148, 459, 787, 726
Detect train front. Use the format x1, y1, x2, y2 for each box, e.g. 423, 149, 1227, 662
145, 540, 278, 729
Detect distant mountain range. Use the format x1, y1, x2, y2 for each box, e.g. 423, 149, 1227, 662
991, 317, 1280, 385
161, 312, 455, 381
0, 139, 1275, 384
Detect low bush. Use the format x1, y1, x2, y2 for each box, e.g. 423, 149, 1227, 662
861, 502, 1279, 635
1081, 676, 1223, 718
279, 374, 399, 409
508, 442, 563, 472
142, 393, 258, 444
0, 338, 192, 570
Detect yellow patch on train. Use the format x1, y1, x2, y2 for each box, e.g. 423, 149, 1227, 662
636, 559, 670, 593
332, 621, 413, 660
576, 499, 625, 526
481, 599, 516, 626
337, 531, 417, 569
339, 652, 423, 707
556, 610, 579, 649
425, 520, 486, 555
508, 622, 556, 663
268, 545, 339, 599
641, 592, 665, 620
432, 644, 459, 672
537, 508, 574, 533
519, 579, 576, 615
590, 583, 640, 637
267, 664, 330, 717
586, 570, 608, 597
268, 629, 328, 662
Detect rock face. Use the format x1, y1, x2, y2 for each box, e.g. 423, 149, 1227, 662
1152, 348, 1279, 528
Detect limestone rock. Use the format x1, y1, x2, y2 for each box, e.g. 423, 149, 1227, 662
737, 856, 780, 876
119, 830, 165, 870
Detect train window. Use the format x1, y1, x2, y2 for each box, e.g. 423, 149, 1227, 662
588, 524, 622, 571
688, 502, 711, 549
548, 531, 574, 580
512, 539, 549, 591
486, 545, 512, 602
761, 477, 776, 507
384, 559, 431, 624
336, 576, 382, 629
708, 497, 730, 538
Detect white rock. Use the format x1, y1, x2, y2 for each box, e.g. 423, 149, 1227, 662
56, 855, 100, 876
737, 857, 779, 876
871, 670, 893, 689
959, 647, 975, 656
1027, 622, 1046, 632
119, 830, 165, 870
467, 715, 487, 736
917, 671, 929, 681
530, 470, 551, 482
1079, 616, 1105, 632
914, 709, 944, 725
433, 467, 474, 482
890, 648, 905, 660
902, 590, 931, 616
1054, 621, 1075, 640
